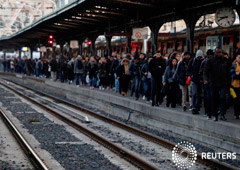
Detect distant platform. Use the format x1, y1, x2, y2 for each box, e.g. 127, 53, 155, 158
0, 72, 239, 154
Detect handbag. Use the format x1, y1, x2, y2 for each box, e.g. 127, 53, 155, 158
160, 85, 167, 96
230, 88, 237, 99
86, 75, 90, 84
186, 76, 191, 85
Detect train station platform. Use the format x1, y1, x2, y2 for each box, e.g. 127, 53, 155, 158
0, 72, 239, 155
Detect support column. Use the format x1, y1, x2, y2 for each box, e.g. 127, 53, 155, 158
184, 15, 200, 53
29, 47, 34, 59
89, 35, 98, 56
149, 24, 162, 55
105, 36, 112, 57
19, 48, 22, 59
3, 50, 6, 60
78, 37, 86, 56
126, 36, 132, 53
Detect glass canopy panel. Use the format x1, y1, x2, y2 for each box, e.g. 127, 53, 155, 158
0, 0, 78, 38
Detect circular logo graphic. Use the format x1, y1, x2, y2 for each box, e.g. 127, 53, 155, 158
135, 32, 142, 39
172, 141, 197, 169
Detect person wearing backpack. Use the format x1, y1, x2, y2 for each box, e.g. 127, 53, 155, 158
67, 57, 75, 84
74, 55, 84, 87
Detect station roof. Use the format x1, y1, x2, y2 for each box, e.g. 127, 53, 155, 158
0, 0, 238, 49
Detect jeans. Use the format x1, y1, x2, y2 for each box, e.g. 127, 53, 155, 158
211, 87, 226, 117
90, 77, 96, 87
143, 78, 151, 100
203, 84, 212, 116
180, 85, 188, 106
134, 76, 140, 98
151, 77, 162, 106
114, 73, 119, 91
75, 73, 83, 85
191, 81, 202, 110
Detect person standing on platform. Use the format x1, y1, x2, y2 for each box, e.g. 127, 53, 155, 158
163, 58, 178, 108
148, 51, 166, 107
230, 52, 240, 119
204, 47, 228, 121
49, 57, 58, 81
106, 56, 115, 90
74, 56, 84, 87
58, 49, 68, 83
98, 57, 108, 90
175, 51, 191, 111
117, 58, 131, 97
87, 56, 98, 89
187, 50, 204, 115
141, 56, 153, 101
129, 55, 141, 100
200, 49, 214, 119
111, 53, 122, 94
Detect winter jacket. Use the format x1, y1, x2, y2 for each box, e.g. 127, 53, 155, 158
203, 56, 229, 88
175, 58, 189, 86
74, 60, 84, 74
49, 59, 58, 72
230, 61, 240, 88
87, 61, 98, 78
129, 61, 141, 78
58, 55, 68, 71
98, 62, 108, 78
187, 57, 203, 83
163, 65, 177, 83
148, 57, 166, 81
111, 58, 121, 74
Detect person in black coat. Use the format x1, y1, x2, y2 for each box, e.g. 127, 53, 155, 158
141, 56, 153, 101
187, 50, 204, 114
87, 56, 98, 88
106, 56, 114, 90
129, 55, 141, 100
203, 47, 229, 121
58, 50, 68, 83
163, 58, 178, 108
117, 58, 131, 96
148, 51, 166, 106
175, 51, 191, 111
199, 49, 214, 119
50, 57, 58, 81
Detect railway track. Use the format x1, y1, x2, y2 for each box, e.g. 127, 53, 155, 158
0, 106, 49, 170
0, 79, 237, 170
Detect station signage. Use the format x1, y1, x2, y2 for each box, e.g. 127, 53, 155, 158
132, 27, 149, 40
40, 46, 46, 52
70, 40, 79, 48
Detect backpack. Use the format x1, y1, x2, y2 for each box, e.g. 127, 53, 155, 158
77, 60, 83, 69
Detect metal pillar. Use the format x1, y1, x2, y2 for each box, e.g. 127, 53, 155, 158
89, 35, 98, 56
105, 36, 112, 57
149, 24, 162, 55
126, 36, 132, 53
78, 37, 86, 56
184, 15, 200, 54
19, 48, 22, 59
30, 47, 34, 59
3, 50, 6, 60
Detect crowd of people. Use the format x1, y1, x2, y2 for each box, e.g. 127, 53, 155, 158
2, 47, 240, 122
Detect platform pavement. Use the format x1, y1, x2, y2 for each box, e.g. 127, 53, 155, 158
0, 72, 240, 154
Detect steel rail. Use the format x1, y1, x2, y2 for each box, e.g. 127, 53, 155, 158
0, 81, 159, 170
0, 107, 49, 170
1, 80, 237, 170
